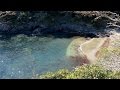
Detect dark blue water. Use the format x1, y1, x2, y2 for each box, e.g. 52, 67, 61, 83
0, 35, 77, 79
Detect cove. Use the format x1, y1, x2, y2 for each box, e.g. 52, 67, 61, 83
0, 35, 82, 79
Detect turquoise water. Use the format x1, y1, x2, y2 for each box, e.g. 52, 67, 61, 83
0, 35, 77, 79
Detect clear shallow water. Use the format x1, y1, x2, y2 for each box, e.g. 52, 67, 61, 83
0, 35, 78, 79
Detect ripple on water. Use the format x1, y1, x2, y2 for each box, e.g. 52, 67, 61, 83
0, 36, 77, 79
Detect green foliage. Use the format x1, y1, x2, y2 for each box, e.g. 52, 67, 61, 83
66, 65, 107, 79
38, 65, 120, 79
97, 47, 109, 59
39, 69, 69, 79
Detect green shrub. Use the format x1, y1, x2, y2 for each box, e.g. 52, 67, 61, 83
39, 69, 69, 79
66, 65, 107, 79
38, 65, 120, 79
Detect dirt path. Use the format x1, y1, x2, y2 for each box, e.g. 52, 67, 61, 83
78, 37, 109, 64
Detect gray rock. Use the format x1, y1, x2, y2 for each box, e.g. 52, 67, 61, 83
32, 28, 42, 35
0, 23, 11, 32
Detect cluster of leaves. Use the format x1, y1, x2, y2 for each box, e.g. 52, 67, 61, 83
38, 65, 120, 79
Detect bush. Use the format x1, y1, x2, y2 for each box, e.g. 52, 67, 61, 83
38, 65, 120, 79
39, 69, 69, 79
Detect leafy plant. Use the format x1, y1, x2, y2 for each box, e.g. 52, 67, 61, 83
38, 65, 120, 79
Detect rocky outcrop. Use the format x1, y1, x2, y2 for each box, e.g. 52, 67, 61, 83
0, 11, 120, 39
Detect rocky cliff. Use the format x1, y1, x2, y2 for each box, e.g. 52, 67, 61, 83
0, 11, 120, 39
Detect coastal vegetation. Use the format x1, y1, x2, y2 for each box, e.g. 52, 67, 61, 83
38, 65, 120, 79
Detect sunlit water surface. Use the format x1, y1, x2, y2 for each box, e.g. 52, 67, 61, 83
0, 35, 79, 79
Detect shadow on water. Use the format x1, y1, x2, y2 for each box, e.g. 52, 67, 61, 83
0, 29, 99, 40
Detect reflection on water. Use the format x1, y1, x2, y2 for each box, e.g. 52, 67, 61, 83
0, 35, 79, 79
